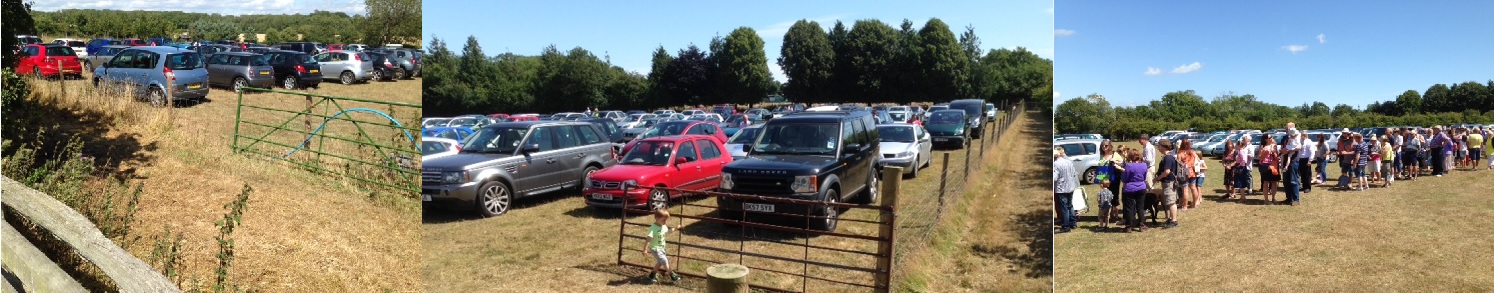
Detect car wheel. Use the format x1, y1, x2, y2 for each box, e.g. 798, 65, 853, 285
649, 188, 669, 211
396, 68, 408, 80
282, 76, 298, 90
580, 166, 599, 191
33, 66, 42, 78
371, 70, 383, 81
863, 168, 880, 204
809, 189, 840, 231
907, 154, 920, 178
339, 71, 355, 85
476, 181, 512, 217
233, 77, 248, 92
147, 86, 167, 108
1083, 167, 1097, 185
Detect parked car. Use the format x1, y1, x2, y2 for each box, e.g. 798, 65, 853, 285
985, 103, 998, 122
652, 109, 678, 116
926, 110, 969, 149
581, 118, 627, 143
876, 124, 933, 178
85, 38, 122, 56
597, 110, 627, 122
205, 52, 275, 92
423, 126, 476, 142
724, 124, 764, 160
926, 104, 949, 120
368, 49, 420, 79
620, 114, 657, 129
584, 134, 732, 210
949, 99, 987, 139
83, 45, 129, 72
146, 37, 172, 46
362, 51, 400, 81
422, 117, 452, 129
345, 44, 369, 52
622, 120, 727, 155
274, 42, 325, 55
447, 115, 496, 131
772, 104, 805, 117
421, 121, 618, 217
92, 46, 209, 107
722, 114, 753, 137
1056, 139, 1102, 184
623, 118, 659, 140
680, 109, 707, 116
313, 51, 374, 84
259, 50, 322, 90
52, 38, 87, 57
687, 113, 724, 123
712, 104, 737, 116
422, 137, 461, 162
327, 44, 345, 51
15, 44, 84, 78
15, 35, 42, 45
1151, 130, 1186, 144
508, 114, 540, 122
717, 110, 880, 231
120, 38, 147, 46
887, 110, 920, 126
744, 108, 771, 121
194, 44, 237, 57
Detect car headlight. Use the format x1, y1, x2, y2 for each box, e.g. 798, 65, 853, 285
899, 151, 916, 158
622, 179, 638, 189
955, 128, 965, 135
719, 173, 733, 190
790, 175, 817, 193
442, 171, 466, 184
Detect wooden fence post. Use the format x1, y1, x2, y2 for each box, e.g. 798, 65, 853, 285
705, 263, 750, 293
57, 59, 65, 96
874, 166, 901, 293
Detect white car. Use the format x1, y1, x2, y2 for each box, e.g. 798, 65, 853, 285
1056, 139, 1102, 184
805, 105, 841, 112
52, 38, 87, 57
680, 109, 707, 116
985, 103, 997, 122
724, 124, 764, 160
876, 124, 934, 178
686, 113, 723, 123
421, 137, 460, 161
619, 114, 657, 128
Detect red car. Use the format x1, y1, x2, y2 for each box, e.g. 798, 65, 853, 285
121, 38, 147, 46
328, 44, 345, 51
584, 135, 733, 210
487, 113, 510, 120
621, 120, 728, 155
508, 114, 540, 122
14, 44, 83, 78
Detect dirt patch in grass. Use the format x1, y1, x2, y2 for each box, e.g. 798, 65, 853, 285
21, 76, 422, 291
1055, 141, 1494, 291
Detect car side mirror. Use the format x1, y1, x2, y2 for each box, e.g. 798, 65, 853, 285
521, 144, 540, 154
675, 157, 692, 165
844, 143, 863, 152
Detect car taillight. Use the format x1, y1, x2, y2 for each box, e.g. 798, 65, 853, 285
295, 65, 306, 74
384, 60, 394, 68
164, 67, 175, 81
353, 54, 362, 61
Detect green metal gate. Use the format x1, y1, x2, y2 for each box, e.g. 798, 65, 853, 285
230, 87, 422, 196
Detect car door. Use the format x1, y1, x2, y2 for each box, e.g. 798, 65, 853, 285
695, 138, 728, 190
18, 46, 39, 72
206, 54, 228, 85
840, 120, 867, 195
549, 125, 587, 189
673, 140, 702, 191
917, 126, 933, 164
515, 126, 564, 195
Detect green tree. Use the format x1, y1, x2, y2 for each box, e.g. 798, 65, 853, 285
778, 19, 835, 105
916, 18, 968, 103
645, 46, 674, 109
714, 27, 774, 107
844, 19, 900, 103
660, 45, 712, 107
364, 0, 421, 45
827, 20, 854, 103
1395, 90, 1422, 115
1055, 94, 1113, 135
1332, 104, 1358, 117
2, 0, 37, 69
956, 25, 981, 99
189, 19, 241, 42
1423, 83, 1452, 113
1450, 81, 1490, 113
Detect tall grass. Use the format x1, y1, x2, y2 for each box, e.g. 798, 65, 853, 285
27, 75, 173, 136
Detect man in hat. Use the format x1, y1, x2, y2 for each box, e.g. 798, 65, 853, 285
1335, 128, 1354, 189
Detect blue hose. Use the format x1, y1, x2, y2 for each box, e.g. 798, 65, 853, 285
282, 108, 416, 158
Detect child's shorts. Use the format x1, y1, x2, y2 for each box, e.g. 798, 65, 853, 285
1355, 165, 1367, 178
1234, 168, 1252, 188
649, 248, 669, 267
1193, 176, 1205, 186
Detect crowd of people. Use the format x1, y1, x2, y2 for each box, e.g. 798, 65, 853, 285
1055, 122, 1491, 234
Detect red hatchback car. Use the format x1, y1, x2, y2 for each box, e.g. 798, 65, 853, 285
584, 135, 732, 210
15, 44, 84, 78
121, 38, 147, 46
620, 120, 727, 155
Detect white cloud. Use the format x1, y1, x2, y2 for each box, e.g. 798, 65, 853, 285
1170, 62, 1202, 74
1054, 29, 1075, 37
1144, 67, 1163, 76
1317, 33, 1326, 44
31, 0, 367, 15
757, 14, 850, 41
1282, 44, 1309, 54
769, 64, 786, 83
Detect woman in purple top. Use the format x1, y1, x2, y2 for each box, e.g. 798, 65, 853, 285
1121, 149, 1151, 232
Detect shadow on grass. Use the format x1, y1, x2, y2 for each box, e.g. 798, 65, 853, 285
973, 209, 1053, 278
421, 190, 578, 224
3, 87, 159, 180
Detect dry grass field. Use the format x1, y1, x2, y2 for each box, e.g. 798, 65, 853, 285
1055, 141, 1494, 292
420, 111, 1050, 292
17, 74, 422, 291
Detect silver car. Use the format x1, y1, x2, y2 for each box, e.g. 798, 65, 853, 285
93, 46, 209, 107
84, 45, 130, 72
1056, 139, 1102, 184
876, 124, 934, 178
205, 52, 275, 92
313, 51, 375, 84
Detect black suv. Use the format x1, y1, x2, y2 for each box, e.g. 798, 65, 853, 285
948, 99, 987, 139
274, 42, 324, 55
260, 50, 322, 90
717, 110, 880, 231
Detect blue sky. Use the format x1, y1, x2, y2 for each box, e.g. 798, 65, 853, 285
30, 0, 366, 15
424, 0, 1054, 82
1056, 1, 1494, 108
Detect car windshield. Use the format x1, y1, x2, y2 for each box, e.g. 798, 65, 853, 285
889, 112, 908, 122
729, 127, 761, 144
635, 119, 658, 128
166, 53, 203, 69
929, 112, 964, 124
753, 124, 838, 155
100, 47, 122, 55
640, 121, 689, 139
726, 116, 746, 125
878, 126, 916, 142
1209, 135, 1228, 142
421, 141, 451, 156
297, 54, 316, 64
45, 46, 75, 56
423, 118, 451, 127
620, 141, 674, 165
930, 106, 949, 111
461, 127, 528, 154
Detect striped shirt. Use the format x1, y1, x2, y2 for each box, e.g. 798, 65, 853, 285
1053, 158, 1077, 193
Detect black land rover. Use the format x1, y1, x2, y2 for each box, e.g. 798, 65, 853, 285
948, 99, 987, 139
717, 110, 880, 231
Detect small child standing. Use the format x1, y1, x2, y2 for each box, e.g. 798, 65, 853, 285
644, 210, 681, 284
1096, 180, 1115, 229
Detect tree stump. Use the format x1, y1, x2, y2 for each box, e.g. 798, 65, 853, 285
705, 263, 749, 293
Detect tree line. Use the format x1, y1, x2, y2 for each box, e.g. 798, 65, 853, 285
25, 0, 420, 46
1057, 81, 1494, 139
421, 18, 1052, 117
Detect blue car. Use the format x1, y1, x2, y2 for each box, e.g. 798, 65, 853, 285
85, 38, 121, 56
92, 46, 209, 107
422, 127, 475, 142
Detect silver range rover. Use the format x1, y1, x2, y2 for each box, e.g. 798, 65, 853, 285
421, 121, 617, 217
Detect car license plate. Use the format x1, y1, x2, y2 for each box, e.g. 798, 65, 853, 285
422, 194, 432, 202
188, 83, 202, 89
934, 138, 948, 142
592, 193, 613, 201
259, 70, 271, 75
309, 69, 320, 74
743, 203, 774, 213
